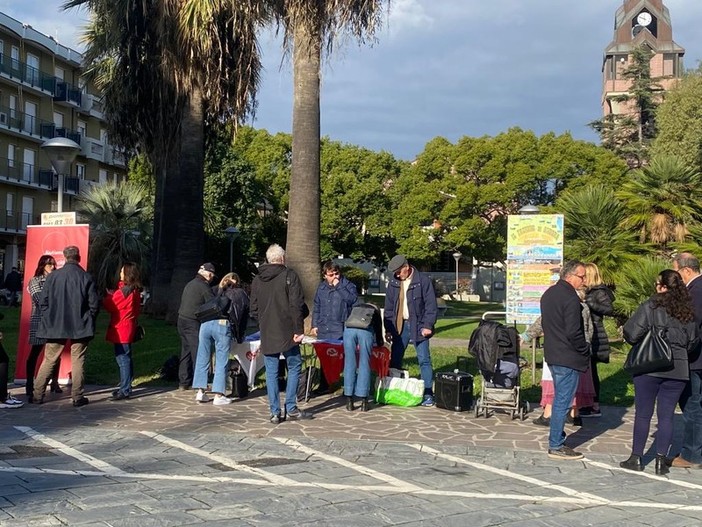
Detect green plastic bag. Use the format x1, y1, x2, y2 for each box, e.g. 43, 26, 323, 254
375, 371, 423, 407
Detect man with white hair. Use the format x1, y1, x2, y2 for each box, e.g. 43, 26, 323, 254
250, 244, 312, 424
177, 263, 216, 390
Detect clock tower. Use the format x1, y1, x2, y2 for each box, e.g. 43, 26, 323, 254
602, 0, 685, 117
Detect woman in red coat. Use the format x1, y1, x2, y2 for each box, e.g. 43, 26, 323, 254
103, 263, 142, 400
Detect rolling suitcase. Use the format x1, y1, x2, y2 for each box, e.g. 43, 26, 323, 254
435, 357, 473, 411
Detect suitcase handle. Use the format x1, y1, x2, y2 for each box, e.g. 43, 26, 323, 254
456, 356, 471, 372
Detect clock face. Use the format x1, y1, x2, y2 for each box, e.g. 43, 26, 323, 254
637, 12, 652, 26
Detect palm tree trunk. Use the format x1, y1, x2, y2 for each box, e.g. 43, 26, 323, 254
165, 88, 207, 322
149, 149, 179, 318
286, 22, 321, 309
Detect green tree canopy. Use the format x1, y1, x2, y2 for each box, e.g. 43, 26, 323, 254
651, 66, 702, 172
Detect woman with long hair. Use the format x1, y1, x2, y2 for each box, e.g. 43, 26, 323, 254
582, 263, 615, 417
620, 269, 699, 474
193, 272, 249, 405
26, 255, 59, 402
103, 263, 142, 400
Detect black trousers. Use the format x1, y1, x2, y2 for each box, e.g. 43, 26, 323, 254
177, 316, 200, 387
0, 342, 8, 401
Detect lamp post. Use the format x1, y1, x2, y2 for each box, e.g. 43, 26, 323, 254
518, 204, 540, 215
452, 251, 462, 299
224, 226, 240, 272
41, 137, 81, 213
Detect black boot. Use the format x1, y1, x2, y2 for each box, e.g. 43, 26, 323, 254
619, 454, 643, 471
360, 398, 369, 412
655, 454, 670, 475
345, 396, 354, 412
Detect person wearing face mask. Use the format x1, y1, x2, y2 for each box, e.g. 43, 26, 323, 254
383, 254, 438, 407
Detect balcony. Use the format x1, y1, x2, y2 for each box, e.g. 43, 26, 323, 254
0, 158, 53, 189
81, 94, 104, 119
0, 54, 57, 95
105, 146, 127, 168
82, 136, 105, 162
0, 209, 39, 233
38, 123, 82, 144
0, 104, 56, 142
54, 81, 82, 107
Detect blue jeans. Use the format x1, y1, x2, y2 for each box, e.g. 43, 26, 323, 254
548, 364, 580, 449
264, 347, 302, 416
114, 343, 133, 396
192, 319, 232, 395
680, 370, 702, 463
390, 323, 433, 392
343, 327, 373, 398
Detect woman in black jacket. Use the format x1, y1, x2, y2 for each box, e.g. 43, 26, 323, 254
582, 263, 615, 417
619, 269, 698, 474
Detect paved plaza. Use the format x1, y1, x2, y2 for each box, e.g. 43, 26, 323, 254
1, 384, 702, 526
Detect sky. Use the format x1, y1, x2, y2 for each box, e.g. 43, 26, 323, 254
3, 0, 701, 161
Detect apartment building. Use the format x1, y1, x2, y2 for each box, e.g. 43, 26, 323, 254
602, 0, 685, 117
0, 12, 127, 276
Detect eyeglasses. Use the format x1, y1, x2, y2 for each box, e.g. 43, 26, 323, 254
655, 282, 663, 287
575, 274, 586, 280
325, 272, 339, 277
46, 263, 56, 267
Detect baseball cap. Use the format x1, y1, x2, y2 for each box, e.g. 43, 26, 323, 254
200, 262, 215, 273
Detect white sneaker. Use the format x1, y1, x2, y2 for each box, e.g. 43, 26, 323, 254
213, 395, 232, 406
195, 390, 210, 403
0, 397, 24, 409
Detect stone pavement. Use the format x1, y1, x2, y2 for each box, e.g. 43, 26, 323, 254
1, 384, 702, 526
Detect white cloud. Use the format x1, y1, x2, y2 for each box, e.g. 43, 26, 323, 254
388, 0, 434, 36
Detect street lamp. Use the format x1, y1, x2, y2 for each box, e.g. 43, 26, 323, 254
41, 137, 81, 212
224, 226, 240, 272
518, 204, 540, 215
452, 251, 462, 299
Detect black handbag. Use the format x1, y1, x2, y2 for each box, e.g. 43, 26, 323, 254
133, 325, 145, 342
623, 325, 673, 375
345, 304, 376, 330
194, 294, 230, 321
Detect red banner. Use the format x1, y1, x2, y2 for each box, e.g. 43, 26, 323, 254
14, 224, 90, 383
311, 341, 390, 385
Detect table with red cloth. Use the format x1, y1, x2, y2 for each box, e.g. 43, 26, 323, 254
311, 340, 390, 385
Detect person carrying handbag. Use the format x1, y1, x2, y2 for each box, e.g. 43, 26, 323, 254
619, 269, 699, 474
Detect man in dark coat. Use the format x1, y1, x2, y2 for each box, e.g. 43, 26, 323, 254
176, 263, 216, 390
3, 267, 22, 307
250, 244, 312, 424
383, 254, 438, 407
540, 260, 589, 460
672, 252, 702, 467
34, 246, 99, 407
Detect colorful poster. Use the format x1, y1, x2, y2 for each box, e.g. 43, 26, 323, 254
14, 224, 90, 383
506, 214, 564, 325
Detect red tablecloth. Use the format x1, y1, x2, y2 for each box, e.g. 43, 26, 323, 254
311, 342, 390, 385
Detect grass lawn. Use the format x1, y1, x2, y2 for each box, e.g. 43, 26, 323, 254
1, 302, 635, 407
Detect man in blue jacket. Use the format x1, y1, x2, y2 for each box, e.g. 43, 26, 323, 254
383, 254, 438, 407
672, 252, 702, 468
541, 260, 590, 460
311, 261, 358, 394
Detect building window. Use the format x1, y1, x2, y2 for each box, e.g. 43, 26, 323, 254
99, 169, 108, 184
75, 163, 85, 180
663, 53, 679, 77
77, 120, 87, 139
6, 193, 13, 216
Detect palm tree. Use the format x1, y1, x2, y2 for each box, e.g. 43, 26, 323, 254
273, 1, 388, 305
555, 184, 644, 285
613, 256, 668, 318
617, 156, 702, 257
76, 181, 152, 293
65, 0, 265, 319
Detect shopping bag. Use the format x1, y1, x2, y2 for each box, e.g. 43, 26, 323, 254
375, 369, 424, 407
